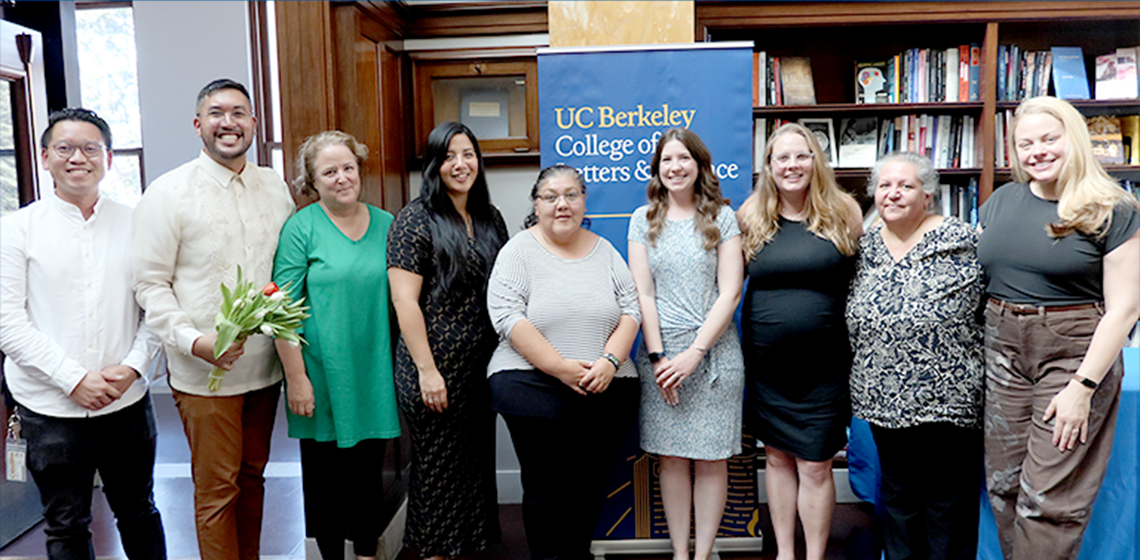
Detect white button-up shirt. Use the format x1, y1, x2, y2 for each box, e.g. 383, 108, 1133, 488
0, 192, 159, 417
132, 151, 294, 396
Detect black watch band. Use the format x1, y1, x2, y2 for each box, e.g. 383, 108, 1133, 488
647, 352, 665, 364
1073, 374, 1098, 389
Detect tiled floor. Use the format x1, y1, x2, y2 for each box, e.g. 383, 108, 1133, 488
2, 391, 882, 560
1, 391, 307, 560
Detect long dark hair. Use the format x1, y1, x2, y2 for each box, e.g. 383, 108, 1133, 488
420, 122, 507, 298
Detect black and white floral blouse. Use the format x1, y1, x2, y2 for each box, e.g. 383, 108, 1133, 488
846, 216, 984, 429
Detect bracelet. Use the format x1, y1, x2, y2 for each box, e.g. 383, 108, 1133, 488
1072, 374, 1098, 390
601, 352, 621, 370
693, 344, 709, 354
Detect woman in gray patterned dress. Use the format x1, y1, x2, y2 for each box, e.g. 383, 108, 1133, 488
846, 152, 984, 560
628, 128, 744, 560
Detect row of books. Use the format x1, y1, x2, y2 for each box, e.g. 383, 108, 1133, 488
930, 178, 979, 226
1001, 45, 1140, 101
994, 112, 1140, 166
855, 46, 981, 105
751, 52, 816, 106
751, 45, 1139, 108
753, 114, 978, 171
997, 46, 1053, 101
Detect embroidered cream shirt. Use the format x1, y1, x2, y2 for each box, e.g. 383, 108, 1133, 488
133, 151, 295, 396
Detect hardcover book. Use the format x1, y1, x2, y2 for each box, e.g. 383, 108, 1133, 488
1051, 47, 1090, 100
780, 57, 817, 105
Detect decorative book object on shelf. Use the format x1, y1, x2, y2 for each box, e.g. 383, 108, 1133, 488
799, 118, 835, 165
1051, 47, 1091, 100
780, 57, 816, 105
1088, 115, 1125, 164
1096, 47, 1140, 100
1121, 115, 1139, 165
837, 117, 879, 168
855, 60, 889, 104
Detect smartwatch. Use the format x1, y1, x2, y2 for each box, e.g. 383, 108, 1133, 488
647, 351, 665, 364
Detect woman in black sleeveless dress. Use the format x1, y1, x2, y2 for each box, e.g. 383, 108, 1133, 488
736, 123, 863, 560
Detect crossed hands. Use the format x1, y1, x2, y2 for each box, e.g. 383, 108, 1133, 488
653, 347, 704, 406
553, 357, 615, 396
69, 365, 139, 410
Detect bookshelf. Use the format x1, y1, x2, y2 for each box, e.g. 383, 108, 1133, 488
697, 1, 1140, 206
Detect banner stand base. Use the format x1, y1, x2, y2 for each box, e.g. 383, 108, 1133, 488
589, 536, 764, 560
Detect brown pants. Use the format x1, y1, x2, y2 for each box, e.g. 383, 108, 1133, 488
983, 302, 1122, 560
172, 384, 280, 560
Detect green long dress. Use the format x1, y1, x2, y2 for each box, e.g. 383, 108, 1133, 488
273, 203, 401, 446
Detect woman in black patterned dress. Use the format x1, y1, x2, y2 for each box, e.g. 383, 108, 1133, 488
846, 152, 984, 560
388, 122, 508, 559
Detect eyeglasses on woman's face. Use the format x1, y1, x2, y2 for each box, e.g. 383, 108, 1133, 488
770, 152, 814, 167
536, 190, 583, 205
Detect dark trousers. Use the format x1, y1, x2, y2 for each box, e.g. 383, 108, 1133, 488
871, 422, 982, 560
299, 438, 387, 559
492, 370, 638, 560
21, 394, 166, 560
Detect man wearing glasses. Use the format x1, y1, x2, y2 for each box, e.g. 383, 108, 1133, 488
131, 79, 293, 560
0, 108, 167, 559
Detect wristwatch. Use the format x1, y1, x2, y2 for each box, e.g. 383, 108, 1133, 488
1072, 374, 1098, 389
647, 351, 665, 364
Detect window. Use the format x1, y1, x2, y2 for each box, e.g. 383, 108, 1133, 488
75, 3, 144, 206
1, 82, 18, 216
250, 1, 286, 180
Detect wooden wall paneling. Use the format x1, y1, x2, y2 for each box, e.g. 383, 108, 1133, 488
275, 0, 336, 206
404, 2, 548, 37
2, 73, 37, 205
357, 10, 409, 212
331, 5, 408, 213
378, 42, 408, 213
333, 5, 385, 209
980, 21, 999, 202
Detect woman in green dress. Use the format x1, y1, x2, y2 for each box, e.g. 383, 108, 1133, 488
273, 130, 401, 560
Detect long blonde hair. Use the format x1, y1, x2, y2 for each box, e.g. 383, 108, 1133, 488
740, 123, 858, 259
644, 128, 728, 251
1010, 96, 1139, 238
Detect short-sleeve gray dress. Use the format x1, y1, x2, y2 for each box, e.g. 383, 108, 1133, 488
629, 205, 745, 460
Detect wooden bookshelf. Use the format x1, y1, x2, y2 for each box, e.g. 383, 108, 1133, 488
698, 1, 1140, 204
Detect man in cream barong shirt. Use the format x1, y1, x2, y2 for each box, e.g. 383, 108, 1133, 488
132, 79, 294, 560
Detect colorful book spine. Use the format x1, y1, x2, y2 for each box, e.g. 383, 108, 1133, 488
968, 44, 981, 101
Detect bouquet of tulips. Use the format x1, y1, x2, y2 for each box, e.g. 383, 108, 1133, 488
207, 266, 310, 392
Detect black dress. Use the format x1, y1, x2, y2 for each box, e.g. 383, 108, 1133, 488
386, 199, 506, 557
742, 218, 854, 462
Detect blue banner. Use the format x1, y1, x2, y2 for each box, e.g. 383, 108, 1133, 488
538, 43, 761, 544
538, 43, 754, 259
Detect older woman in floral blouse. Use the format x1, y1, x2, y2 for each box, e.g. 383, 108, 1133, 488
846, 152, 984, 560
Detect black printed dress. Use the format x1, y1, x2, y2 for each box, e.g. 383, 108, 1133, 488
387, 199, 506, 557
